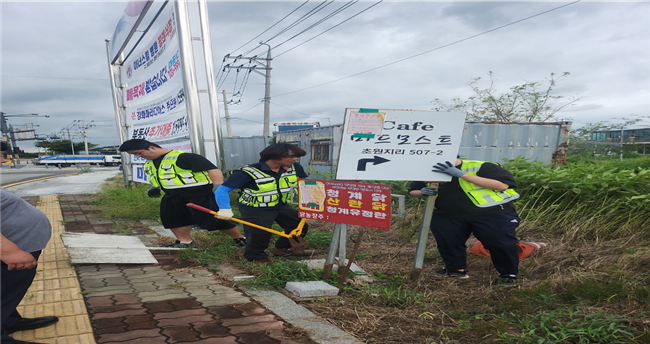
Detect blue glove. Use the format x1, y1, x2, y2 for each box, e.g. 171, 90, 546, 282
420, 187, 438, 196
432, 161, 465, 177
147, 187, 161, 198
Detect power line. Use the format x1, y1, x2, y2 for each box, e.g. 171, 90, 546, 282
242, 1, 335, 57
228, 0, 310, 55
260, 1, 333, 46
271, 0, 358, 51
275, 0, 382, 58
274, 0, 581, 98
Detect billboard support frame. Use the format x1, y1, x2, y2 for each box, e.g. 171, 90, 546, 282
174, 0, 204, 157
105, 39, 132, 187
197, 0, 226, 170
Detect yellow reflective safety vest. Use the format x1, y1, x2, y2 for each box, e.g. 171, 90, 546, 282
238, 164, 298, 207
458, 160, 519, 208
143, 151, 211, 189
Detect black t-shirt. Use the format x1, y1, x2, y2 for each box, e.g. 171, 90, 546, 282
408, 161, 517, 217
152, 152, 217, 197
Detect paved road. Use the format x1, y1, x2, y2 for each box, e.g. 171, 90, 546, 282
0, 164, 84, 186
1, 165, 122, 196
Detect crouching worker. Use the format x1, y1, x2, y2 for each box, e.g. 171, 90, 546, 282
408, 158, 521, 284
214, 143, 314, 264
118, 139, 246, 248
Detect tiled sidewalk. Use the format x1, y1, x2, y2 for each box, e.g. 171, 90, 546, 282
13, 194, 348, 344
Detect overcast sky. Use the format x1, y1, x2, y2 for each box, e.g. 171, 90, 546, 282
1, 0, 649, 152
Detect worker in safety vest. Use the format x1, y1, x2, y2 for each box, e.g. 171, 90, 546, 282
408, 158, 521, 284
215, 143, 314, 264
118, 139, 246, 248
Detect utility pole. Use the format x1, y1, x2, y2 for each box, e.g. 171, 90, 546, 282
78, 119, 95, 155
222, 42, 273, 137
83, 119, 89, 155
260, 42, 272, 138
222, 90, 232, 137
66, 128, 75, 155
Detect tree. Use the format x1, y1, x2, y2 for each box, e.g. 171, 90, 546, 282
432, 71, 583, 122
35, 140, 98, 155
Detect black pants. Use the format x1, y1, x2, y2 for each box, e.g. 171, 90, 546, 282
1, 250, 41, 343
239, 205, 309, 261
160, 194, 237, 231
430, 212, 520, 275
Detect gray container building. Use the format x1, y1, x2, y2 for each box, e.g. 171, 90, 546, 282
275, 121, 571, 176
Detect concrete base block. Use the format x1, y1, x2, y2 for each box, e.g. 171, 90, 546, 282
150, 225, 175, 238
299, 258, 367, 275
285, 281, 339, 298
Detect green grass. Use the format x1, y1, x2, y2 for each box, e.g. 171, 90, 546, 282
90, 177, 160, 221
480, 308, 641, 344
356, 274, 425, 308
238, 259, 322, 290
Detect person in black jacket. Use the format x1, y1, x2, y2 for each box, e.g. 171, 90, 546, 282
215, 143, 314, 264
409, 158, 521, 284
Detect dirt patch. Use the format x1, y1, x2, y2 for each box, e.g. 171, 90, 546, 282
289, 220, 650, 344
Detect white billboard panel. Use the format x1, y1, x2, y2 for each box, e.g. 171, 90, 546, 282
120, 4, 189, 149
336, 108, 466, 181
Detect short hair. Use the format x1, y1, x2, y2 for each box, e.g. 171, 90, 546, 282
259, 143, 306, 161
0, 142, 8, 152
118, 139, 161, 152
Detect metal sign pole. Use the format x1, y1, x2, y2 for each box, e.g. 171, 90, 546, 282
410, 195, 436, 280
322, 223, 341, 279
338, 223, 348, 268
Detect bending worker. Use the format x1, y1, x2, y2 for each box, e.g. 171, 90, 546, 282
409, 157, 521, 284
119, 139, 246, 248
214, 143, 314, 264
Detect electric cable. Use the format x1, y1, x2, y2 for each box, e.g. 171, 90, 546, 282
242, 0, 333, 56
274, 0, 581, 98
273, 0, 358, 51
228, 0, 310, 55
275, 0, 382, 58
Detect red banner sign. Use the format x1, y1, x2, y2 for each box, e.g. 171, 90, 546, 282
297, 179, 391, 229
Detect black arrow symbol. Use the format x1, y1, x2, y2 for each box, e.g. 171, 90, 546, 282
357, 156, 390, 171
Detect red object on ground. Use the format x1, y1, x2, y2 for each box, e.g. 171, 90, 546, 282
469, 241, 547, 259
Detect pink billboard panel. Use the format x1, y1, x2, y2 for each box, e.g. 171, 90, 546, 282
298, 179, 392, 230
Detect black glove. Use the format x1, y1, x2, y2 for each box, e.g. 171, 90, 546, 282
432, 161, 465, 177
147, 187, 161, 198
420, 187, 438, 196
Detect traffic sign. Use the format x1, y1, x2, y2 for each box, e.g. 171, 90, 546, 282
336, 108, 466, 181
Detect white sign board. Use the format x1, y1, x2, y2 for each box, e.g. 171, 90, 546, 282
336, 108, 466, 181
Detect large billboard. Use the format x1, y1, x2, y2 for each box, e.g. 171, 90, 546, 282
121, 4, 188, 149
